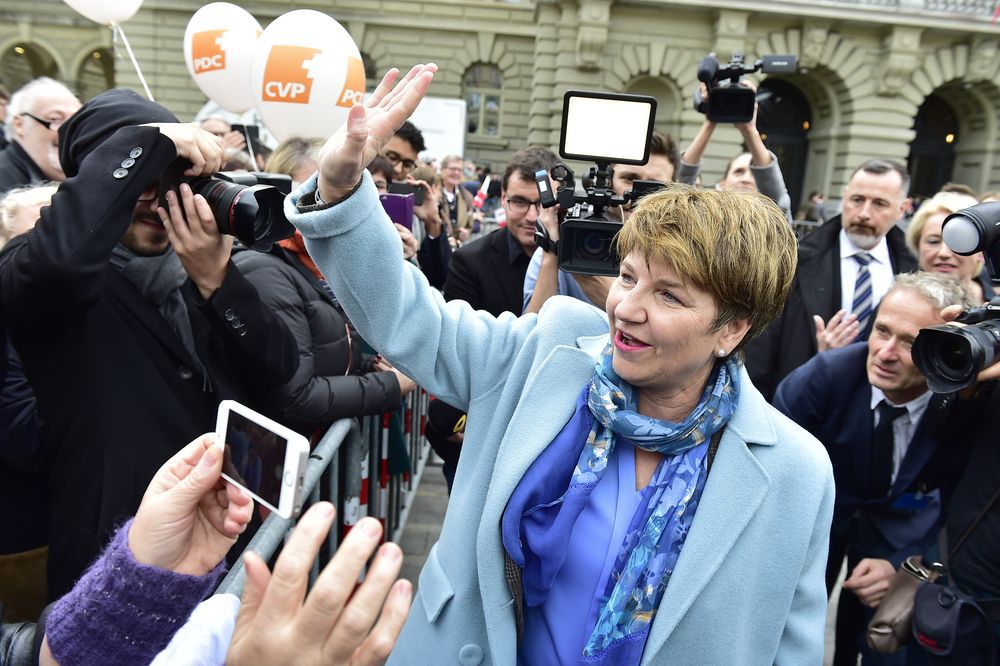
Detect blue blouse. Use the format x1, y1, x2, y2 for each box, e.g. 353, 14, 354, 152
519, 439, 655, 664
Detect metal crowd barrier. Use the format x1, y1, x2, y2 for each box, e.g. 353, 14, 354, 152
216, 390, 433, 596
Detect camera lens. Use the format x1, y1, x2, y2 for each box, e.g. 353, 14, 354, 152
577, 230, 611, 260
913, 322, 1000, 393
191, 178, 294, 251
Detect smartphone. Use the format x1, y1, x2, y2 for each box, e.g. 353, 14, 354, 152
230, 123, 260, 145
380, 192, 415, 231
215, 400, 309, 519
388, 181, 426, 206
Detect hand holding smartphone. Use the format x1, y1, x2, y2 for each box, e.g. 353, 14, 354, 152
215, 400, 309, 519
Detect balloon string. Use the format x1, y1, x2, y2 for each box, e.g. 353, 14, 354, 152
113, 22, 155, 102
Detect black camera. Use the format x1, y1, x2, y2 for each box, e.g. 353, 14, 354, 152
912, 202, 1000, 392
536, 90, 665, 276
693, 52, 797, 124
159, 161, 294, 252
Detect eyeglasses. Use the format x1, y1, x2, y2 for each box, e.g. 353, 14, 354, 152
20, 112, 64, 131
382, 150, 417, 172
505, 196, 542, 215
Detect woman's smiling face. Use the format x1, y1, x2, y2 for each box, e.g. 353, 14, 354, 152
605, 251, 749, 419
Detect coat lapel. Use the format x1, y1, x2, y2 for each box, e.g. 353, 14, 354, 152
642, 377, 775, 657
475, 338, 603, 658
104, 268, 198, 366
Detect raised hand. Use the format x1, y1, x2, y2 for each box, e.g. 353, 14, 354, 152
317, 64, 438, 203
813, 309, 861, 352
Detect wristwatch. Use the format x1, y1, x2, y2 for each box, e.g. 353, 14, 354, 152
534, 221, 559, 255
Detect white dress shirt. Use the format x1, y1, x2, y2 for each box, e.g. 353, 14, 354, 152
839, 229, 895, 315
870, 387, 933, 484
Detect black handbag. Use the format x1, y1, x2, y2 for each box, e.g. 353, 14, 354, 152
911, 486, 1000, 665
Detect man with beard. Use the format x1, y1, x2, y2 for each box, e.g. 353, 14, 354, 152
0, 89, 297, 600
745, 159, 916, 401
0, 78, 81, 194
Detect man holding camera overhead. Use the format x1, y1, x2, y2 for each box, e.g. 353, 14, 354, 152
774, 272, 981, 666
0, 89, 297, 600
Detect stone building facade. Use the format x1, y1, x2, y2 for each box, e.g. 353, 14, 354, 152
1, 0, 998, 211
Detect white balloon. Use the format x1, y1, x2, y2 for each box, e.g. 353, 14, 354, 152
63, 0, 143, 24
250, 10, 365, 142
184, 3, 262, 114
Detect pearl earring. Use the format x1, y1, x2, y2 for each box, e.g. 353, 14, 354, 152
718, 349, 726, 357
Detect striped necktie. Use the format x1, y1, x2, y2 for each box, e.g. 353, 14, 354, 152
852, 252, 874, 329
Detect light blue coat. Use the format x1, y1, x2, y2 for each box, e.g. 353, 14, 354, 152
288, 172, 836, 666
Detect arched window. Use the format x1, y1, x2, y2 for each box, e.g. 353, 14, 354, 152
908, 93, 959, 198
757, 79, 813, 213
77, 48, 114, 100
463, 64, 502, 137
624, 75, 679, 138
1, 42, 59, 91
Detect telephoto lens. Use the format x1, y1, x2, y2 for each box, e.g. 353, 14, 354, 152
192, 172, 294, 252
912, 320, 1000, 393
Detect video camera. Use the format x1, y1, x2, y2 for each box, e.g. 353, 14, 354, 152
159, 161, 294, 252
535, 90, 665, 276
693, 52, 797, 124
912, 202, 1000, 392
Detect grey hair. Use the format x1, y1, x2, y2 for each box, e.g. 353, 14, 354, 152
888, 271, 973, 311
5, 77, 77, 141
0, 182, 57, 249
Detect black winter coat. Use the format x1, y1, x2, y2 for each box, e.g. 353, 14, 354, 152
744, 215, 917, 401
231, 245, 401, 435
0, 126, 298, 599
0, 142, 46, 195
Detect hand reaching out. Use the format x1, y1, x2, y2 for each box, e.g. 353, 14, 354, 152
227, 507, 412, 666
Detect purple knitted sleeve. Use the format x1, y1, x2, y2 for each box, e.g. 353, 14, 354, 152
46, 519, 227, 666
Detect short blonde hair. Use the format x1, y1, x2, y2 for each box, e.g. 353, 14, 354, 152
265, 137, 323, 177
616, 185, 797, 350
905, 191, 979, 254
0, 183, 57, 249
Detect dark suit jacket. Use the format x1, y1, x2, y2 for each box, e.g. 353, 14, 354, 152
746, 215, 917, 401
0, 142, 47, 195
774, 343, 970, 566
0, 126, 297, 598
443, 227, 530, 317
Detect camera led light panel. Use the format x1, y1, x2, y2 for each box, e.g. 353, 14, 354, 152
559, 91, 657, 165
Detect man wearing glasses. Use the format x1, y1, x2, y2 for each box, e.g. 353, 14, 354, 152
0, 77, 81, 195
381, 120, 423, 181
443, 146, 558, 317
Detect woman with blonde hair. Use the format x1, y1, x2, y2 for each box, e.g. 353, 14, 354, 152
284, 64, 835, 665
904, 190, 990, 302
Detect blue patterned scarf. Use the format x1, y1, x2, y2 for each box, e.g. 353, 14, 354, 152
503, 343, 740, 664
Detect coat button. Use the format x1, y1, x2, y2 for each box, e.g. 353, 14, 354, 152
458, 644, 483, 665
121, 158, 136, 168
237, 324, 248, 337
224, 308, 235, 321
130, 147, 143, 158
113, 168, 128, 179
178, 366, 194, 380
231, 316, 242, 328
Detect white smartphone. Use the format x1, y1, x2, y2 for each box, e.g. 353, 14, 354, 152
215, 400, 309, 519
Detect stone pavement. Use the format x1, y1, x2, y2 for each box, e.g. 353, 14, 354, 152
395, 456, 844, 663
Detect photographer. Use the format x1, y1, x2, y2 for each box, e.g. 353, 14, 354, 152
677, 80, 793, 222
0, 89, 298, 600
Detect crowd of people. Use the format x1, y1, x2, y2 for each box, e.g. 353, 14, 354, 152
0, 60, 997, 666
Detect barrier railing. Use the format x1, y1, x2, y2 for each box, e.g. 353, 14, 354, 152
216, 390, 433, 596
